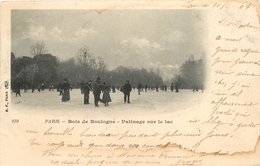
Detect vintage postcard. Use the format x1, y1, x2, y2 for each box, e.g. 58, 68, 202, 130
1, 1, 259, 166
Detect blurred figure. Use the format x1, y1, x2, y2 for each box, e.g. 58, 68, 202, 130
175, 82, 179, 93
201, 84, 204, 93
57, 82, 63, 96
62, 78, 70, 102
37, 85, 41, 92
123, 80, 132, 104
112, 85, 116, 93
83, 80, 92, 104
164, 85, 167, 92
24, 84, 28, 93
102, 82, 112, 106
41, 83, 45, 91
15, 80, 21, 97
31, 83, 35, 93
80, 80, 84, 94
171, 83, 174, 92
93, 77, 102, 107
137, 83, 142, 95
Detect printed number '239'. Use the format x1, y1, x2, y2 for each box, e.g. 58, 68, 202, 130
12, 119, 19, 123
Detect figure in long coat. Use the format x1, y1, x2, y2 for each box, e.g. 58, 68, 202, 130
171, 83, 174, 92
137, 83, 142, 95
175, 82, 179, 93
62, 79, 70, 102
83, 80, 92, 104
122, 80, 132, 103
80, 80, 84, 94
32, 83, 35, 93
93, 77, 102, 107
102, 82, 111, 106
15, 80, 21, 97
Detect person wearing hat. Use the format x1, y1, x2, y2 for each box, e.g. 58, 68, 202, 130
123, 80, 132, 104
93, 77, 102, 107
137, 82, 143, 95
62, 78, 70, 102
83, 80, 92, 104
102, 82, 112, 107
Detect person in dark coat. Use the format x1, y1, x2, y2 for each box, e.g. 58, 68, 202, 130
80, 80, 84, 94
32, 83, 35, 93
24, 84, 28, 93
175, 82, 179, 93
15, 80, 21, 97
164, 85, 167, 92
171, 83, 174, 92
37, 85, 41, 92
62, 79, 70, 102
83, 80, 92, 104
41, 83, 45, 91
112, 85, 116, 93
145, 85, 148, 92
102, 82, 112, 106
137, 83, 142, 95
123, 80, 132, 104
93, 77, 102, 107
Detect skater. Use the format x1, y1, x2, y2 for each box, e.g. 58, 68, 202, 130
164, 85, 167, 92
15, 80, 21, 97
41, 83, 45, 91
137, 82, 142, 95
49, 83, 52, 91
93, 77, 102, 107
80, 80, 84, 94
37, 85, 41, 92
175, 82, 179, 93
32, 83, 35, 93
123, 80, 132, 104
112, 85, 116, 93
24, 84, 28, 93
83, 80, 92, 104
62, 78, 70, 102
102, 82, 111, 106
171, 83, 174, 92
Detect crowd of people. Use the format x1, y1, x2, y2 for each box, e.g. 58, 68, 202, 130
80, 77, 132, 107
13, 76, 203, 107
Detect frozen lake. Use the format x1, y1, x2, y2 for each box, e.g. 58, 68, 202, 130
11, 89, 206, 118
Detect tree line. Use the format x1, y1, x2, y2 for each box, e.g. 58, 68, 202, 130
11, 42, 205, 90
11, 42, 164, 89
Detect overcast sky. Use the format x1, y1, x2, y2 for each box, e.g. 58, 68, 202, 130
11, 10, 206, 81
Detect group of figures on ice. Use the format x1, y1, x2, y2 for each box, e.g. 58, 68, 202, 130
13, 76, 203, 107
61, 77, 132, 107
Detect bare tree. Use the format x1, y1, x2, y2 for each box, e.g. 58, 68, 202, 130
76, 46, 92, 67
30, 41, 47, 57
76, 46, 99, 70
97, 56, 107, 72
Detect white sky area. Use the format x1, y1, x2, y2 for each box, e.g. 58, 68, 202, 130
11, 10, 206, 81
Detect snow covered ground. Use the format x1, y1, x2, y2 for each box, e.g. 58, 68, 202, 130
11, 88, 206, 119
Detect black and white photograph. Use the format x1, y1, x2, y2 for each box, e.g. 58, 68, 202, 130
11, 9, 207, 116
